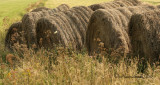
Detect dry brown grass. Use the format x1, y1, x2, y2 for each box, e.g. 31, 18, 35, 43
0, 45, 160, 84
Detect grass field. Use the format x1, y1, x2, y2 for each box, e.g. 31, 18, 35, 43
45, 0, 112, 8
45, 0, 160, 8
0, 0, 39, 27
0, 0, 160, 84
0, 0, 39, 48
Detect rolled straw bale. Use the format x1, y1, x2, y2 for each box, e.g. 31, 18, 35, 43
5, 22, 26, 51
86, 5, 157, 55
22, 4, 70, 48
88, 0, 142, 11
52, 4, 70, 12
157, 5, 160, 9
31, 7, 51, 12
129, 10, 160, 63
36, 6, 93, 50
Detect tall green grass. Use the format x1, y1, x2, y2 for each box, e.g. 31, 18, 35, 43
0, 0, 38, 26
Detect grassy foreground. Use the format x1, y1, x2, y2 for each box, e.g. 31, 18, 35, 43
1, 47, 160, 85
0, 0, 160, 85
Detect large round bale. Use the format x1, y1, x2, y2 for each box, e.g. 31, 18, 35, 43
22, 4, 70, 48
86, 5, 157, 55
129, 10, 160, 63
36, 6, 93, 50
157, 5, 160, 8
52, 4, 70, 12
88, 0, 142, 11
31, 7, 51, 12
5, 22, 26, 51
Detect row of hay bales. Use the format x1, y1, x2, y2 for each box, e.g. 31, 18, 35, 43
22, 4, 70, 48
6, 0, 160, 63
5, 4, 70, 50
36, 0, 142, 50
86, 5, 157, 55
87, 4, 160, 63
5, 0, 142, 51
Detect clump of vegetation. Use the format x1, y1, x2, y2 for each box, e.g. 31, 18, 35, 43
0, 45, 160, 84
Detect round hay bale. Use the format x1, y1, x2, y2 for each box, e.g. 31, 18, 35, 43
5, 22, 26, 51
64, 9, 84, 49
36, 6, 93, 50
129, 10, 160, 63
71, 7, 88, 29
86, 5, 157, 55
87, 9, 130, 55
52, 4, 70, 12
73, 6, 93, 25
36, 12, 79, 49
116, 0, 142, 6
56, 12, 76, 46
36, 14, 71, 49
88, 0, 142, 11
89, 4, 106, 11
31, 7, 51, 12
62, 10, 83, 49
36, 18, 62, 49
157, 5, 160, 9
54, 12, 74, 46
22, 4, 70, 48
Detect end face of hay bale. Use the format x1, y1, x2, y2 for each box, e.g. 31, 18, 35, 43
88, 4, 105, 11
22, 4, 70, 48
31, 7, 51, 12
88, 0, 142, 11
53, 4, 70, 12
5, 22, 26, 51
157, 5, 160, 9
22, 12, 38, 48
129, 10, 160, 63
86, 9, 130, 55
36, 17, 64, 49
119, 0, 142, 5
36, 6, 93, 50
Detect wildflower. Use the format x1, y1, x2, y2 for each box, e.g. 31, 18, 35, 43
7, 72, 11, 78
25, 68, 31, 77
